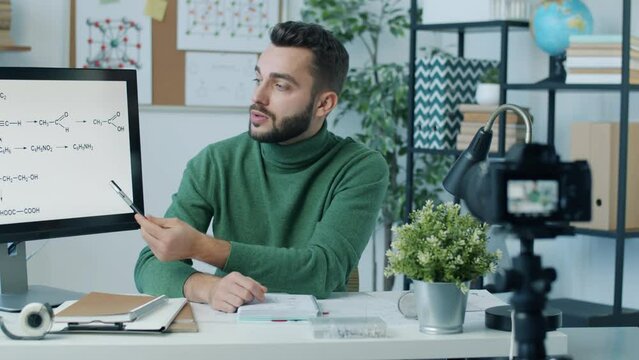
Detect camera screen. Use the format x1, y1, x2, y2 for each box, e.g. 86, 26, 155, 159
507, 180, 559, 216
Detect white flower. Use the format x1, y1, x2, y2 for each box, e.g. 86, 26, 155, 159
417, 251, 430, 266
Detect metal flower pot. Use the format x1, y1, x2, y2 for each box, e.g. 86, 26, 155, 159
413, 280, 469, 334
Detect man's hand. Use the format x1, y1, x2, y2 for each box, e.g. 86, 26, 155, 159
185, 272, 267, 313
135, 214, 204, 262
135, 214, 231, 268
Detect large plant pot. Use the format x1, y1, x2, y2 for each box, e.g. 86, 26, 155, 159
413, 280, 469, 334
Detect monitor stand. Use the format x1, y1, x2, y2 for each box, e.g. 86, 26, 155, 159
0, 242, 84, 312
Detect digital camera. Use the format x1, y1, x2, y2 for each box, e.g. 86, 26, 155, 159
460, 143, 591, 226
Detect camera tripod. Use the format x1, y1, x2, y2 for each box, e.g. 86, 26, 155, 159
490, 225, 574, 360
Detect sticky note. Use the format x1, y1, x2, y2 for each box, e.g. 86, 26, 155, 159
145, 0, 168, 22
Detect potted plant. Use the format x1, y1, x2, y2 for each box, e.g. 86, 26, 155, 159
385, 200, 500, 334
302, 0, 452, 291
475, 67, 500, 105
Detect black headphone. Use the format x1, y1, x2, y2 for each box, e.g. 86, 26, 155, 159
0, 302, 54, 340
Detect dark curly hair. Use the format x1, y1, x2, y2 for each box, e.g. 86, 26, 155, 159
270, 21, 349, 95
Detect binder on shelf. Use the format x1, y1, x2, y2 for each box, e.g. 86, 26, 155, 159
570, 122, 639, 231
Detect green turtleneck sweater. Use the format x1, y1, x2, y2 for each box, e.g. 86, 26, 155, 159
134, 124, 388, 299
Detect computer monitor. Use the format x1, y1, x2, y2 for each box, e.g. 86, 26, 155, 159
0, 67, 143, 311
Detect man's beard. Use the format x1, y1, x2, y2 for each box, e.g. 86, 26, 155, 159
248, 99, 314, 143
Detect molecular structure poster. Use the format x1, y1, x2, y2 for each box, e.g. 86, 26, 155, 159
75, 0, 152, 104
185, 52, 257, 107
177, 0, 280, 52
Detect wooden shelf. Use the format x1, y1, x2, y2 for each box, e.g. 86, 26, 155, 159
574, 228, 639, 239
506, 82, 639, 92
0, 44, 31, 52
414, 20, 529, 32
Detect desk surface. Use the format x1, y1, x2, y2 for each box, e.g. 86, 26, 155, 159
563, 327, 639, 360
1, 291, 569, 360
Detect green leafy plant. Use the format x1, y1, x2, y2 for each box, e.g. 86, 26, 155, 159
384, 200, 500, 292
302, 0, 452, 290
479, 67, 500, 84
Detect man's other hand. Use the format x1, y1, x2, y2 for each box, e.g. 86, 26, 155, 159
184, 272, 268, 313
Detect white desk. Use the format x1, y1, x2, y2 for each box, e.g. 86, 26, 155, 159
0, 291, 568, 360
563, 327, 639, 360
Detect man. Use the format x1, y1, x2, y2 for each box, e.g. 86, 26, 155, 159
134, 21, 389, 313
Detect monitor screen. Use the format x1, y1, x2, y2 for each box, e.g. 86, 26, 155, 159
0, 67, 143, 311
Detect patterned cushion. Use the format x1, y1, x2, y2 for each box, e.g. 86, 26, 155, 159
414, 55, 499, 149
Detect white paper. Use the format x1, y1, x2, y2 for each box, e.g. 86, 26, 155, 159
185, 52, 256, 107
319, 293, 412, 326
319, 291, 507, 326
177, 0, 279, 52
466, 289, 509, 312
75, 0, 152, 104
190, 302, 237, 323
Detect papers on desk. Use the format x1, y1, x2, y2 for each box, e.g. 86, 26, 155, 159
237, 293, 321, 322
466, 290, 508, 312
318, 290, 508, 327
53, 292, 188, 333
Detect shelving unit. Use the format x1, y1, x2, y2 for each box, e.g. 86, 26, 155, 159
0, 45, 30, 51
406, 0, 638, 326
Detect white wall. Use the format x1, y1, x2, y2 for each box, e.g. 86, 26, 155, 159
2, 0, 639, 310
0, 0, 368, 295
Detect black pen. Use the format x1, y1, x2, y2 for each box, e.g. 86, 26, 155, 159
109, 180, 145, 217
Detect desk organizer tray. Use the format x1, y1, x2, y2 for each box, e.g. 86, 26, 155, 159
310, 316, 387, 339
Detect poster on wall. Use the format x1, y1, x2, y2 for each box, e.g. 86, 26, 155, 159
185, 52, 257, 107
177, 0, 280, 52
75, 0, 152, 104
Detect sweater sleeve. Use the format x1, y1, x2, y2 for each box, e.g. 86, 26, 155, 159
223, 152, 389, 299
134, 152, 214, 297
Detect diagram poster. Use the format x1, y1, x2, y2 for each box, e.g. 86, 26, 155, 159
185, 52, 257, 107
75, 0, 152, 104
177, 0, 279, 52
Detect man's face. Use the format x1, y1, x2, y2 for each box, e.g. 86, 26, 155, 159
249, 45, 318, 144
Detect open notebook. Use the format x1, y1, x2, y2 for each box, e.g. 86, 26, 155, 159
237, 293, 321, 322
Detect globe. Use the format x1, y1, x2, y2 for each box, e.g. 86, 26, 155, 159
531, 0, 594, 56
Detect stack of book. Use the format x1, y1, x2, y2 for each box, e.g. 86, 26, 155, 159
0, 0, 12, 46
565, 34, 639, 84
456, 104, 528, 152
53, 292, 190, 333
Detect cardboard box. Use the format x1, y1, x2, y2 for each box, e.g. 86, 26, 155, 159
571, 122, 639, 230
